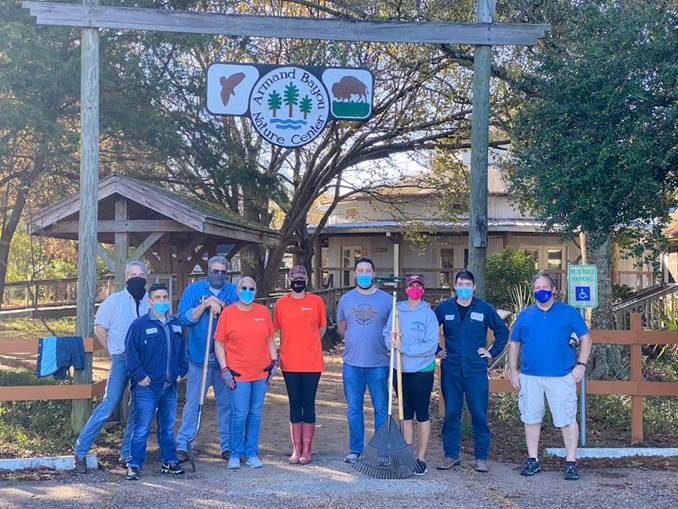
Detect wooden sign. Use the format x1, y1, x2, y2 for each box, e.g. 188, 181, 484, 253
206, 63, 373, 147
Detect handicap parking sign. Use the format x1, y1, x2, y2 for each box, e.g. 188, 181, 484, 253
575, 286, 591, 302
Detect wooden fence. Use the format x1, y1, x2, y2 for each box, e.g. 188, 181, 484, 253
0, 337, 106, 402
472, 313, 678, 444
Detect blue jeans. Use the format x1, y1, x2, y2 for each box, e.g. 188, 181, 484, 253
176, 362, 231, 453
229, 378, 267, 458
74, 353, 136, 458
441, 368, 490, 460
342, 363, 389, 454
128, 384, 178, 468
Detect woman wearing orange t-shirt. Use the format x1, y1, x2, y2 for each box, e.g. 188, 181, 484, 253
214, 276, 278, 469
273, 265, 327, 465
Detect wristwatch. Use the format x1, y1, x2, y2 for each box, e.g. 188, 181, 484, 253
576, 361, 587, 367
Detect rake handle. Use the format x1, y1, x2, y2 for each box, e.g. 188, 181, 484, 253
387, 292, 396, 419
395, 308, 404, 422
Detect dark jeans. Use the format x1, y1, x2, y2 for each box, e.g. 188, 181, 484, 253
441, 368, 490, 461
283, 371, 321, 423
127, 384, 178, 469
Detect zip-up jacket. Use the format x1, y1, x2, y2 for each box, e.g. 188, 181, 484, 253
126, 312, 188, 393
434, 297, 509, 377
177, 279, 238, 366
383, 300, 439, 373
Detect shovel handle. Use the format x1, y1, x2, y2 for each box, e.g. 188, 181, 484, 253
198, 312, 213, 406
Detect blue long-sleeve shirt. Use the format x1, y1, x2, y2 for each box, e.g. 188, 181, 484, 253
434, 297, 509, 377
177, 279, 239, 366
125, 312, 188, 393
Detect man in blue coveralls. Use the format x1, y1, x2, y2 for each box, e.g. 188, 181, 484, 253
434, 270, 509, 473
175, 255, 238, 461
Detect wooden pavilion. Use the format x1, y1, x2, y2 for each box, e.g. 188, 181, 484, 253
28, 175, 279, 298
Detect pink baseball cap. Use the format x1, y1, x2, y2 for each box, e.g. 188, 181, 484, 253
405, 274, 425, 287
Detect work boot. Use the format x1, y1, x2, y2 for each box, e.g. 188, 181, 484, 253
436, 457, 461, 470
73, 455, 87, 474
288, 422, 303, 464
474, 459, 489, 473
299, 423, 315, 464
125, 466, 140, 480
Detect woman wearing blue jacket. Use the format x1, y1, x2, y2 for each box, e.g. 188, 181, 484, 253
384, 274, 439, 476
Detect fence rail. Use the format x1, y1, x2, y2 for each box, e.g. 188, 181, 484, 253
0, 337, 106, 402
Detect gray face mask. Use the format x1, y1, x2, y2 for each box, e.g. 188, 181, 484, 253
207, 270, 226, 289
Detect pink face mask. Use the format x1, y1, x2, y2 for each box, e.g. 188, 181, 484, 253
406, 286, 425, 300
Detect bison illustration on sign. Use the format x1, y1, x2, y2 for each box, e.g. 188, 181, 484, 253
220, 72, 246, 105
331, 76, 368, 102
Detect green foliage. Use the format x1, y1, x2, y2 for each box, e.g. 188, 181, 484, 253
611, 284, 634, 303
4, 229, 78, 283
508, 1, 678, 252
486, 247, 537, 308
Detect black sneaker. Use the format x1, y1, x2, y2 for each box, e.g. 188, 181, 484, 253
520, 458, 541, 476
161, 462, 185, 475
125, 466, 140, 481
414, 459, 428, 476
564, 461, 579, 480
220, 450, 230, 461
73, 455, 87, 474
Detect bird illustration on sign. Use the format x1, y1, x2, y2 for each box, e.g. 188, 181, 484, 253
219, 72, 246, 105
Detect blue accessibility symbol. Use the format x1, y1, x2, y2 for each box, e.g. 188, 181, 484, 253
575, 286, 591, 302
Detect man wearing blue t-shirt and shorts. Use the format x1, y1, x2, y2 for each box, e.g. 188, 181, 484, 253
337, 257, 392, 464
509, 272, 592, 481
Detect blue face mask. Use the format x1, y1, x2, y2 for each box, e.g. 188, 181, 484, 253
356, 274, 373, 289
240, 288, 256, 304
152, 302, 170, 314
455, 286, 473, 300
534, 289, 553, 303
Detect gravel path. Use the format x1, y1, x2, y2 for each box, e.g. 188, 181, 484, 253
1, 355, 676, 509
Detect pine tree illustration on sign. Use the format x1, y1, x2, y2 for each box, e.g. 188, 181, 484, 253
268, 90, 282, 117
299, 95, 313, 119
284, 82, 300, 117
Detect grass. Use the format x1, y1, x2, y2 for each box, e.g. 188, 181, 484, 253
0, 317, 76, 340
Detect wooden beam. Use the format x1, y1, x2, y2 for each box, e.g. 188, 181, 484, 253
44, 219, 192, 234
0, 380, 106, 402
129, 232, 165, 261
96, 243, 115, 272
0, 337, 99, 355
114, 197, 129, 289
72, 0, 99, 434
22, 2, 550, 46
225, 242, 246, 261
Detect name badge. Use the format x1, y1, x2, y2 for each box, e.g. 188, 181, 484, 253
445, 314, 455, 321
254, 317, 265, 322
172, 325, 182, 333
145, 327, 158, 334
470, 312, 484, 322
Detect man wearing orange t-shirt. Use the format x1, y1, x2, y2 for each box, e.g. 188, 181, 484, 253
274, 265, 327, 465
214, 277, 278, 469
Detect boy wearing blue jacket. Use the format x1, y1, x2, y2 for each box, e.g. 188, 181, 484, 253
125, 283, 188, 480
434, 270, 509, 473
384, 274, 439, 475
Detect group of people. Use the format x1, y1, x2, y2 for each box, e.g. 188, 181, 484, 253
72, 254, 592, 482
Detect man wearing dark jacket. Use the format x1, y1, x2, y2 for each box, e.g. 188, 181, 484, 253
434, 270, 509, 473
125, 283, 188, 480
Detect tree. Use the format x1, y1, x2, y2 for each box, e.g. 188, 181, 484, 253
268, 91, 282, 117
299, 96, 312, 119
284, 82, 300, 117
507, 1, 677, 377
486, 247, 536, 309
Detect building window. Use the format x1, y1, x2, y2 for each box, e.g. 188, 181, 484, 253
346, 207, 358, 219
464, 249, 469, 268
547, 248, 563, 270
440, 248, 455, 288
523, 248, 539, 270
342, 246, 362, 287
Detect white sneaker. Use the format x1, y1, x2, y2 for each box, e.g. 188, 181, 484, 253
344, 452, 359, 464
227, 456, 241, 469
245, 456, 263, 468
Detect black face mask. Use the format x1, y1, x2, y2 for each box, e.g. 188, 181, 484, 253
290, 280, 307, 293
126, 277, 147, 301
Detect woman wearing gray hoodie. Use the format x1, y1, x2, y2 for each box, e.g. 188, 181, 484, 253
384, 274, 440, 475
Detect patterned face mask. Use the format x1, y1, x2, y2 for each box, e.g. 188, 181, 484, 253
207, 270, 226, 289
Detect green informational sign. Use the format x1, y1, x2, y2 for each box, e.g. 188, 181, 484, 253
567, 264, 598, 308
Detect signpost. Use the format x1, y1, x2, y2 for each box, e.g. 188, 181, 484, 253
567, 263, 598, 446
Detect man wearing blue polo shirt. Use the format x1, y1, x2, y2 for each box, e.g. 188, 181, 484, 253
175, 255, 238, 461
509, 272, 592, 481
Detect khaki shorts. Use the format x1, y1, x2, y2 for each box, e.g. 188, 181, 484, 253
518, 373, 577, 428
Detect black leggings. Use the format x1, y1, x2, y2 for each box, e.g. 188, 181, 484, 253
393, 370, 434, 422
283, 371, 321, 423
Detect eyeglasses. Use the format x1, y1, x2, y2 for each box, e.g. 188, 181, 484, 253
240, 286, 255, 291
211, 269, 228, 275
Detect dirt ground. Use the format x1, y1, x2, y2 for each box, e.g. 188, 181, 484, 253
1, 351, 677, 509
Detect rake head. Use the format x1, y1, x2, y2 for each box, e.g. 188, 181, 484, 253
353, 416, 417, 479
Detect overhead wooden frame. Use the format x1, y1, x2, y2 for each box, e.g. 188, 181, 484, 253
22, 2, 550, 46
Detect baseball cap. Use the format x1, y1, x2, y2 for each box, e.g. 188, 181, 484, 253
289, 265, 308, 280
405, 274, 425, 287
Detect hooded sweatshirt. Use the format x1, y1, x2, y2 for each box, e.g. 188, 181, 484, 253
383, 300, 439, 373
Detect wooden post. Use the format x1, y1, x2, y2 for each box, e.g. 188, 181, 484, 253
314, 236, 323, 290
630, 312, 643, 443
467, 0, 495, 299
72, 0, 100, 434
114, 197, 128, 289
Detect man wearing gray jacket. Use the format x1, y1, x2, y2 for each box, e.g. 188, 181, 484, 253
385, 274, 439, 475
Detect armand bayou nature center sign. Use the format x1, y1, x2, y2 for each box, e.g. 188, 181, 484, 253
206, 63, 374, 147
